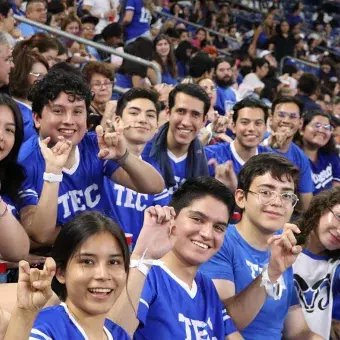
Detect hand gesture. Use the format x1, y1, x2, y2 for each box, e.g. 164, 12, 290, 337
267, 223, 302, 282
269, 127, 293, 149
40, 136, 72, 174
212, 114, 229, 134
133, 205, 176, 260
16, 258, 56, 312
96, 120, 127, 160
208, 159, 237, 193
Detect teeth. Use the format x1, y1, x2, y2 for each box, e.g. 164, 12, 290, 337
59, 129, 74, 134
192, 240, 208, 249
178, 129, 191, 133
88, 288, 112, 293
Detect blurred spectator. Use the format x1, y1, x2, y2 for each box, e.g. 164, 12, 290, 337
296, 73, 322, 111
0, 32, 14, 93
191, 28, 209, 50
148, 34, 177, 86
183, 51, 214, 84
46, 0, 66, 29
319, 57, 338, 90
214, 27, 229, 51
287, 2, 304, 27
80, 15, 100, 60
0, 0, 18, 38
332, 116, 340, 156
294, 37, 308, 61
83, 0, 119, 35
17, 0, 47, 37
176, 28, 189, 43
316, 86, 333, 115
175, 40, 195, 79
10, 48, 48, 141
333, 97, 340, 119
281, 64, 303, 91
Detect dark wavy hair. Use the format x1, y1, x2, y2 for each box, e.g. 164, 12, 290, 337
296, 187, 340, 260
294, 110, 337, 154
153, 34, 178, 79
0, 94, 25, 202
29, 68, 93, 117
52, 211, 130, 301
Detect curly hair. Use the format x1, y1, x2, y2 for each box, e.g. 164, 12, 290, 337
82, 61, 114, 85
29, 69, 93, 117
296, 187, 340, 260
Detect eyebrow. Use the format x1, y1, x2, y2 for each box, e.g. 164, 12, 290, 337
77, 252, 123, 258
128, 106, 156, 113
257, 184, 294, 192
5, 122, 15, 126
189, 210, 228, 226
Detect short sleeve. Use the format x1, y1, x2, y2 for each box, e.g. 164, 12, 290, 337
199, 234, 235, 282
331, 155, 340, 183
125, 0, 136, 11
136, 269, 157, 325
297, 154, 314, 194
291, 283, 300, 306
18, 166, 40, 208
332, 264, 340, 297
221, 303, 238, 336
103, 159, 120, 178
205, 143, 230, 177
152, 188, 170, 206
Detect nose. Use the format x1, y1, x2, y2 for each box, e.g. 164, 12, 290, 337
247, 122, 256, 131
94, 262, 110, 280
180, 113, 192, 126
199, 222, 214, 240
62, 112, 75, 124
270, 192, 283, 207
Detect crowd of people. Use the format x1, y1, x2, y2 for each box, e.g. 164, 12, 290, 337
0, 0, 339, 339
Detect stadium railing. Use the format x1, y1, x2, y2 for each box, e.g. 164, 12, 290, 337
279, 56, 320, 76
13, 14, 162, 94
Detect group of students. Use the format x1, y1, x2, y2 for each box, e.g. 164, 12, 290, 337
0, 59, 338, 339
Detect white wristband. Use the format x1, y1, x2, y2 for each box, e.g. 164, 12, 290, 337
43, 172, 63, 183
260, 264, 283, 300
129, 249, 163, 276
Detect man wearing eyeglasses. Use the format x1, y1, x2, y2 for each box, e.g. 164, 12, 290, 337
200, 153, 322, 340
265, 96, 314, 212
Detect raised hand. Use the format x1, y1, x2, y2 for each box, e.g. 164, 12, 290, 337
267, 223, 302, 282
208, 159, 238, 193
16, 258, 56, 312
40, 136, 72, 173
269, 127, 293, 149
133, 205, 176, 260
96, 120, 127, 160
211, 114, 229, 134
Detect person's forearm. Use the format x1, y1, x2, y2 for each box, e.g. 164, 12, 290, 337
0, 206, 29, 262
109, 255, 147, 336
120, 153, 165, 194
4, 307, 38, 340
224, 275, 267, 330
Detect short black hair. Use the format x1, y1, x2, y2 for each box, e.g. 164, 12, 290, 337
170, 177, 235, 223
101, 22, 123, 40
189, 52, 214, 78
116, 88, 161, 118
30, 68, 93, 117
297, 73, 320, 96
282, 64, 299, 76
168, 83, 211, 116
0, 0, 11, 17
272, 96, 304, 116
52, 211, 130, 301
232, 97, 269, 124
252, 58, 269, 72
214, 56, 235, 71
238, 153, 300, 194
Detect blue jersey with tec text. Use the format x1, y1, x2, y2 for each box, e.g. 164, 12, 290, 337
309, 152, 340, 195
269, 142, 314, 194
18, 133, 119, 226
15, 100, 37, 142
200, 224, 297, 340
134, 265, 237, 340
105, 156, 170, 245
30, 303, 130, 340
124, 0, 151, 42
205, 141, 270, 176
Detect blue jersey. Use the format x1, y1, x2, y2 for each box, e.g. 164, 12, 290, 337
205, 141, 270, 176
2, 195, 19, 220
161, 71, 177, 86
200, 224, 297, 340
167, 150, 187, 196
15, 100, 36, 142
18, 133, 119, 226
17, 23, 45, 37
215, 85, 237, 115
270, 142, 314, 194
30, 303, 130, 340
309, 152, 340, 195
105, 156, 170, 245
124, 0, 151, 42
134, 265, 237, 340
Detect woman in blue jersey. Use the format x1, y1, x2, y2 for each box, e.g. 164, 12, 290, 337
110, 177, 242, 339
293, 187, 340, 339
30, 211, 130, 339
0, 94, 30, 262
9, 48, 48, 142
148, 34, 178, 86
294, 110, 340, 195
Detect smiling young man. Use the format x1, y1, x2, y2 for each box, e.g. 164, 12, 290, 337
111, 177, 242, 339
18, 69, 165, 249
205, 97, 270, 177
200, 153, 322, 339
143, 83, 210, 195
105, 88, 170, 245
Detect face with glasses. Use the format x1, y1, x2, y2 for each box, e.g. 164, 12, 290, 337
236, 172, 296, 233
28, 62, 48, 86
0, 44, 14, 87
271, 102, 302, 139
82, 24, 96, 40
198, 78, 216, 107
316, 204, 340, 251
90, 73, 113, 105
301, 115, 333, 149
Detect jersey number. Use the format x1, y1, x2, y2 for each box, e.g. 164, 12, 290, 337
139, 7, 151, 23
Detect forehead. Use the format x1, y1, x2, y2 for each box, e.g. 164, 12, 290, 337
310, 115, 330, 124
0, 105, 15, 123
31, 62, 48, 71
124, 97, 156, 112
217, 62, 231, 70
173, 92, 204, 112
0, 44, 11, 57
30, 2, 45, 10
45, 91, 86, 109
250, 172, 295, 190
237, 107, 265, 120
274, 102, 300, 113
91, 73, 110, 81
199, 78, 214, 87
157, 39, 168, 45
